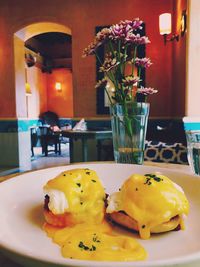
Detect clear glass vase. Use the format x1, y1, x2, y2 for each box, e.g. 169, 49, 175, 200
110, 102, 150, 164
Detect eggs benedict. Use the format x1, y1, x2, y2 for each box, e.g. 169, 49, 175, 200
43, 168, 106, 227
106, 173, 189, 239
43, 168, 147, 261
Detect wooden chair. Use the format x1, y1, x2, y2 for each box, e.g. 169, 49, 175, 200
30, 126, 61, 157
38, 126, 61, 156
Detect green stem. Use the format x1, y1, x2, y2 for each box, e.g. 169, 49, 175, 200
108, 41, 115, 57
117, 40, 123, 75
138, 68, 141, 87
104, 86, 114, 107
123, 45, 128, 75
95, 51, 103, 65
131, 46, 137, 76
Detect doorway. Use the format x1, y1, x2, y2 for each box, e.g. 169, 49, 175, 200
14, 22, 73, 170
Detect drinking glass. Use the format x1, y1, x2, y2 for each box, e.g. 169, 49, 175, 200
186, 130, 200, 175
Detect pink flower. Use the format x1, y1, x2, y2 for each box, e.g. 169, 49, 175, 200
135, 57, 152, 68
109, 19, 143, 42
122, 76, 141, 87
99, 56, 120, 72
82, 41, 98, 57
131, 18, 143, 31
95, 78, 108, 89
137, 87, 158, 95
96, 28, 111, 45
110, 23, 130, 41
126, 33, 150, 45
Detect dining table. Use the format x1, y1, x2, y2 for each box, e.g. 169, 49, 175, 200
61, 129, 113, 162
0, 161, 198, 267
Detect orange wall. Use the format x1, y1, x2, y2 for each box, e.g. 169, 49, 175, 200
26, 67, 73, 118
46, 69, 73, 117
0, 0, 186, 119
27, 66, 47, 118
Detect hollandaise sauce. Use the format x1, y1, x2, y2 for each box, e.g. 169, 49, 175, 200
120, 174, 189, 239
43, 222, 147, 261
43, 168, 106, 225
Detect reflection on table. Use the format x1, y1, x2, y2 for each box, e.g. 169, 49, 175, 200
61, 129, 112, 163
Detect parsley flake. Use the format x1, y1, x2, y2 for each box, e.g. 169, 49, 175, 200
78, 241, 96, 251
93, 233, 101, 243
76, 183, 81, 187
91, 179, 96, 183
144, 173, 163, 185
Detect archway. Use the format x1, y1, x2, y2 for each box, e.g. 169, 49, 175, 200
13, 22, 72, 171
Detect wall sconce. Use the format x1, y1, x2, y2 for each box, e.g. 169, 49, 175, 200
159, 11, 187, 45
25, 82, 32, 96
55, 82, 62, 92
159, 13, 179, 45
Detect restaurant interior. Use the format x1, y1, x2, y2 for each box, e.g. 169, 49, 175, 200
3, 1, 200, 267
1, 0, 199, 176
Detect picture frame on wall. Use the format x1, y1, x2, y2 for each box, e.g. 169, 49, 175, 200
95, 24, 146, 115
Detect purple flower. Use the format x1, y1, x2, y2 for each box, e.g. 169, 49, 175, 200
111, 19, 143, 40
95, 78, 108, 89
99, 56, 120, 72
126, 33, 150, 45
96, 28, 111, 45
82, 41, 98, 57
131, 18, 143, 31
122, 76, 141, 87
137, 87, 158, 95
135, 57, 152, 68
110, 23, 130, 41
109, 19, 143, 41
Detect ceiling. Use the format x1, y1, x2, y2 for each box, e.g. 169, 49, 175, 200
25, 32, 72, 72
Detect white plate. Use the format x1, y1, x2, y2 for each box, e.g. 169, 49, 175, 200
0, 163, 200, 267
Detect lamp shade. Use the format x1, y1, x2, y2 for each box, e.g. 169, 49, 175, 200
159, 13, 172, 35
55, 82, 62, 91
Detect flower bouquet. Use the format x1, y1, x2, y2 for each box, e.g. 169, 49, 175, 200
83, 19, 157, 164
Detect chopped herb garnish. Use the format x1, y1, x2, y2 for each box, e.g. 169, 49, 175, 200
153, 176, 163, 182
63, 174, 66, 176
93, 233, 101, 243
78, 241, 89, 251
90, 245, 96, 251
144, 177, 152, 185
78, 241, 96, 251
135, 188, 138, 191
86, 171, 91, 175
142, 225, 146, 229
91, 179, 96, 183
76, 183, 81, 187
81, 190, 84, 193
80, 202, 83, 205
144, 173, 163, 185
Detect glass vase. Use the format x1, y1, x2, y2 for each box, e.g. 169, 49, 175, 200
110, 102, 150, 164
